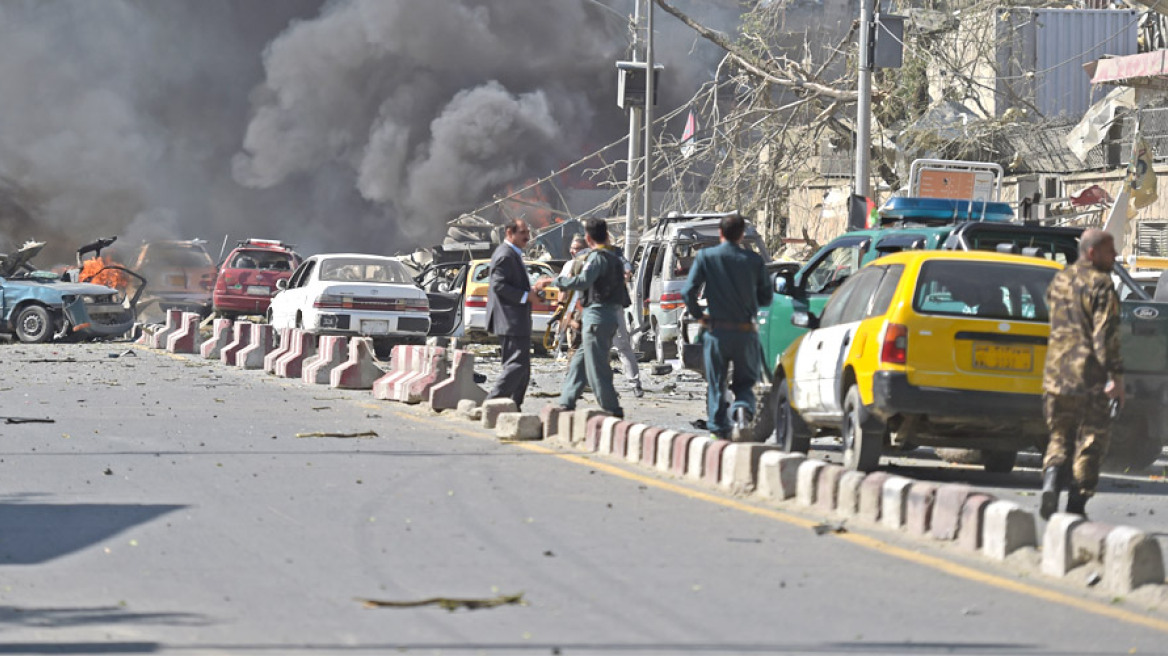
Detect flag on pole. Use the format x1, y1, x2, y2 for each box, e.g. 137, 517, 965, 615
1102, 181, 1132, 253
680, 110, 697, 159
1128, 137, 1158, 210
849, 194, 879, 230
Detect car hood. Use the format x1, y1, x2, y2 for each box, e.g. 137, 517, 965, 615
6, 279, 121, 295
0, 241, 46, 278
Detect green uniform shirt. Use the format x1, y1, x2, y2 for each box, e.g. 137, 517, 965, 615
682, 241, 772, 324
1043, 259, 1123, 395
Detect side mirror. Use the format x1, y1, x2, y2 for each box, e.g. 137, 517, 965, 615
791, 311, 819, 330
276, 278, 289, 291
774, 270, 796, 295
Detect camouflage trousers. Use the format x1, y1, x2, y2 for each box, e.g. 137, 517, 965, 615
1042, 392, 1111, 498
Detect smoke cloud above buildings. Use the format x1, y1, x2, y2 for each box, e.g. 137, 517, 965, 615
0, 0, 736, 261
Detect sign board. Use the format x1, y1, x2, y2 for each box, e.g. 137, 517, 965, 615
908, 159, 1003, 202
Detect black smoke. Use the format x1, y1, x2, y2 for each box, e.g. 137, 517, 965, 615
0, 0, 739, 263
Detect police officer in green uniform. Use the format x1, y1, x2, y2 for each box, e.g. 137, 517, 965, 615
1040, 228, 1124, 519
551, 218, 630, 417
682, 213, 772, 439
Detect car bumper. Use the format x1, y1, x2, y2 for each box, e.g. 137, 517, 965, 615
214, 292, 273, 315
64, 299, 135, 338
307, 309, 430, 338
870, 371, 1042, 424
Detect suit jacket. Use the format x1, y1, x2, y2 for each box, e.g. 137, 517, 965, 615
486, 241, 532, 337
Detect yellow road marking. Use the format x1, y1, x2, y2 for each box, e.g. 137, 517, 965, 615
384, 405, 1168, 633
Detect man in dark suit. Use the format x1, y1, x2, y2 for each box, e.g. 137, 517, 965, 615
486, 219, 548, 409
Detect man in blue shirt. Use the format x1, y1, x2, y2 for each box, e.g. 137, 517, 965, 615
682, 214, 772, 439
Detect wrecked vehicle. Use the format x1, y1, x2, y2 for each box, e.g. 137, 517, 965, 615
0, 240, 139, 343
131, 239, 217, 322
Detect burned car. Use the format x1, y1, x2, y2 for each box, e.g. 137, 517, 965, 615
0, 240, 139, 343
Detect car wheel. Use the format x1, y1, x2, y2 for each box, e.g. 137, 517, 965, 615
981, 450, 1017, 474
774, 377, 811, 453
15, 305, 53, 343
841, 385, 883, 472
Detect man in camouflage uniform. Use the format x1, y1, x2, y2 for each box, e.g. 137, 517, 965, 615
1040, 228, 1124, 519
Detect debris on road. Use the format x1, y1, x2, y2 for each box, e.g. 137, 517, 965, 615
357, 592, 524, 611
295, 430, 378, 439
3, 416, 55, 424
811, 521, 847, 535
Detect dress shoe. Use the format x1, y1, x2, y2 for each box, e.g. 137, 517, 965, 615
1039, 466, 1061, 520
1066, 490, 1088, 517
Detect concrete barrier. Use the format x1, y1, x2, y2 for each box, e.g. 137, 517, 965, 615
1104, 526, 1166, 593
165, 312, 202, 354
574, 409, 608, 447
757, 452, 804, 501
837, 471, 867, 516
220, 321, 253, 365
274, 329, 317, 378
699, 438, 729, 485
540, 404, 566, 441
495, 412, 542, 441
330, 337, 384, 389
598, 417, 622, 454
796, 459, 826, 507
930, 484, 974, 541
200, 318, 233, 359
583, 414, 608, 452
640, 427, 664, 467
654, 430, 680, 473
372, 346, 448, 404
982, 500, 1037, 560
481, 398, 518, 429
555, 411, 575, 447
957, 494, 995, 552
905, 482, 939, 536
881, 476, 913, 530
1042, 513, 1088, 577
236, 323, 275, 369
456, 399, 479, 419
815, 465, 845, 513
858, 472, 892, 523
150, 309, 183, 349
720, 444, 777, 495
670, 433, 699, 477
263, 328, 295, 373
429, 350, 486, 410
626, 424, 648, 464
613, 422, 633, 458
686, 435, 716, 482
302, 336, 347, 385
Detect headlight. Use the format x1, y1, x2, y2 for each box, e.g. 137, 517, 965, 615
61, 294, 76, 303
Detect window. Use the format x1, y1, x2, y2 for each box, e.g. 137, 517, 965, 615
319, 258, 410, 284
832, 267, 886, 326
867, 265, 904, 318
801, 238, 869, 294
913, 260, 1057, 321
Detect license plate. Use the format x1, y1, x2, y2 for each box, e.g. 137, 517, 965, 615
246, 285, 270, 296
972, 343, 1033, 371
361, 319, 389, 335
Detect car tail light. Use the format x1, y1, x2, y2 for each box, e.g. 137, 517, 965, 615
314, 294, 345, 309
219, 274, 235, 289
402, 299, 429, 313
466, 294, 487, 308
880, 322, 908, 364
660, 292, 684, 310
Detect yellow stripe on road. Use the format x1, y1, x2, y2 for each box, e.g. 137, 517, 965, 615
378, 405, 1168, 633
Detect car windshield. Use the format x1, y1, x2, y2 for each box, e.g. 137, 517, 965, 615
319, 258, 410, 283
913, 260, 1057, 321
231, 250, 294, 271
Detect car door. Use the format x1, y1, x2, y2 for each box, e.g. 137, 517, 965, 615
419, 262, 467, 337
271, 259, 314, 328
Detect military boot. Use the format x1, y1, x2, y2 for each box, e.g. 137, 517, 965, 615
1039, 466, 1061, 520
1066, 490, 1089, 517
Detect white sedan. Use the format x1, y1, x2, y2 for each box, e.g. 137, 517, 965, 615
268, 254, 430, 351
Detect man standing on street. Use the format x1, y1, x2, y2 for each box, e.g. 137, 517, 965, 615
486, 219, 547, 410
1040, 228, 1124, 519
550, 218, 629, 417
682, 213, 772, 440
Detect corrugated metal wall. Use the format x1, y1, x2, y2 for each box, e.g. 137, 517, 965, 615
996, 8, 1138, 120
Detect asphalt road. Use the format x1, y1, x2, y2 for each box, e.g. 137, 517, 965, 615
1, 341, 1167, 654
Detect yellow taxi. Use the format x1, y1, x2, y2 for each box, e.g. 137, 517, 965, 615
462, 258, 560, 348
774, 249, 1064, 472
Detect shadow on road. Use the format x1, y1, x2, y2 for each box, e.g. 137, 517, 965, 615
0, 502, 183, 565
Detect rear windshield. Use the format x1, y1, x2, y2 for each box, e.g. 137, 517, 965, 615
230, 249, 295, 271
319, 258, 411, 284
143, 244, 213, 267
663, 238, 766, 281
913, 260, 1058, 321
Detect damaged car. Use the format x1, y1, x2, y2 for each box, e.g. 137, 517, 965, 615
0, 240, 140, 343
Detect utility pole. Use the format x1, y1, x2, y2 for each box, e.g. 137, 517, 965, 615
623, 1, 642, 259
643, 0, 655, 236
854, 0, 874, 199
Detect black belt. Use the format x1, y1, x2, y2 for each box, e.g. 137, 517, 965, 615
708, 320, 757, 332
